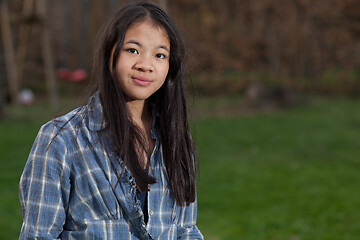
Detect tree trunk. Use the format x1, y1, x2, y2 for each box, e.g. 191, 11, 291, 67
59, 0, 69, 68
17, 0, 35, 85
0, 0, 19, 104
37, 0, 59, 111
78, 0, 89, 69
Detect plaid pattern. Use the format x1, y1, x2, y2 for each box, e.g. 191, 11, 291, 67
19, 93, 203, 240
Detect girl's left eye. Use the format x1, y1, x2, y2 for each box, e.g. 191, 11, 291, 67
156, 53, 167, 59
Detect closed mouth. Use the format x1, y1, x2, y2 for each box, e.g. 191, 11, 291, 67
132, 76, 152, 86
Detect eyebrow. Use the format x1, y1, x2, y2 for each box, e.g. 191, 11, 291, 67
124, 40, 170, 52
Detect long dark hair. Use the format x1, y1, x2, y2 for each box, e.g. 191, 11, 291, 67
90, 2, 197, 206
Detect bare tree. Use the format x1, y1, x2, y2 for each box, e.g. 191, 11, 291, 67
0, 0, 19, 104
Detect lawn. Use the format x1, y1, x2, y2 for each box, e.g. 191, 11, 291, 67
194, 97, 360, 240
1, 96, 360, 239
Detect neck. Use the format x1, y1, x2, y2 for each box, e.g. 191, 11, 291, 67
126, 99, 150, 125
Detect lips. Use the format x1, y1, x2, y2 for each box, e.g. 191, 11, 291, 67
132, 76, 151, 86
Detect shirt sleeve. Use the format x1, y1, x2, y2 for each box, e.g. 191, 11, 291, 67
19, 122, 71, 239
176, 197, 204, 239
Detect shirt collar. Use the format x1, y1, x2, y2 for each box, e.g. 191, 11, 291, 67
86, 91, 106, 132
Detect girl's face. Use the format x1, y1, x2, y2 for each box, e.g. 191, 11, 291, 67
116, 19, 170, 103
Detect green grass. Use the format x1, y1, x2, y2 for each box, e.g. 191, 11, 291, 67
194, 97, 360, 240
1, 96, 360, 239
0, 113, 44, 239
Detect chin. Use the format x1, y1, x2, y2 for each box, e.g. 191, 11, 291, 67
127, 95, 150, 102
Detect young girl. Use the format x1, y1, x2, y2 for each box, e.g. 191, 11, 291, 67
19, 2, 203, 239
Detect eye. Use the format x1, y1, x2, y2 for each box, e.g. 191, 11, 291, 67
126, 48, 138, 54
156, 53, 167, 59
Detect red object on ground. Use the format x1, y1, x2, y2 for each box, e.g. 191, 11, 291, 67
57, 68, 87, 82
70, 69, 88, 82
57, 68, 71, 80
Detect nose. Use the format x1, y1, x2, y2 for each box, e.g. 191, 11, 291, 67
133, 55, 154, 72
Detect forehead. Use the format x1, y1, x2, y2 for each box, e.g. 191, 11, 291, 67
124, 19, 170, 47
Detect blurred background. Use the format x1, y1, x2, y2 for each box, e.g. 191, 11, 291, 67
1, 0, 360, 239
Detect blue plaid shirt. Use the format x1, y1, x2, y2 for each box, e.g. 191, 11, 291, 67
19, 93, 203, 239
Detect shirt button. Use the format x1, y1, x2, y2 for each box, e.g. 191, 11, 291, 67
149, 210, 153, 216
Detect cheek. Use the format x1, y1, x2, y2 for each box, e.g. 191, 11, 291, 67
115, 58, 130, 79
161, 65, 170, 80
156, 67, 168, 90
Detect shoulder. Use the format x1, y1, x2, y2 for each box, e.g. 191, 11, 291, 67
43, 91, 104, 135
31, 92, 104, 157
37, 106, 84, 139
21, 109, 85, 183
32, 106, 86, 153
